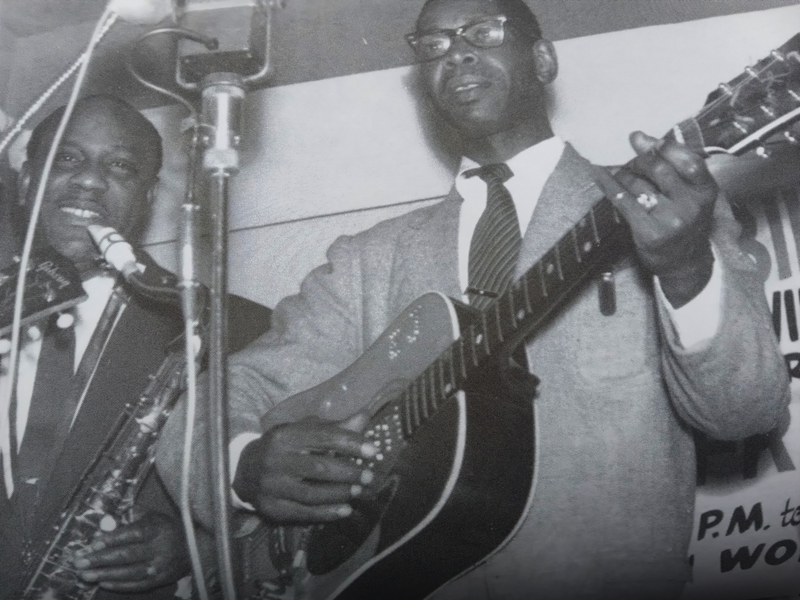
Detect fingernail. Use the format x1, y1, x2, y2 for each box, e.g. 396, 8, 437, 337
146, 566, 157, 576
74, 558, 90, 569
336, 505, 353, 518
91, 541, 106, 552
74, 548, 87, 558
350, 484, 363, 497
80, 570, 99, 582
361, 470, 374, 485
360, 442, 378, 458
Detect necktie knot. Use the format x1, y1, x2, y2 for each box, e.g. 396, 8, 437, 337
464, 162, 514, 185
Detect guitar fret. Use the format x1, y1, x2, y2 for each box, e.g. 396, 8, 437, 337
589, 206, 601, 243
466, 325, 480, 366
444, 345, 457, 393
558, 235, 583, 283
403, 391, 413, 436
418, 370, 429, 420
413, 379, 423, 428
455, 338, 468, 380
554, 244, 564, 280
493, 302, 504, 343
477, 313, 491, 358
424, 366, 434, 418
508, 282, 518, 328
521, 275, 532, 314
538, 261, 548, 297
431, 362, 440, 411
574, 216, 597, 260
570, 228, 581, 263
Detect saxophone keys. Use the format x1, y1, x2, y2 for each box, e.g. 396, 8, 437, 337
56, 311, 75, 329
99, 514, 118, 532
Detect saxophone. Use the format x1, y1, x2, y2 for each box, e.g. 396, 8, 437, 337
14, 232, 205, 600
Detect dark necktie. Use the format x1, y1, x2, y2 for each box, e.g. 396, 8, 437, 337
16, 317, 77, 492
465, 163, 522, 311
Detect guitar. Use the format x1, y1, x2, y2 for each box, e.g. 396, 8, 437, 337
240, 34, 800, 600
0, 247, 86, 338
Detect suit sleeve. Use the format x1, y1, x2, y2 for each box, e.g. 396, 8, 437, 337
657, 192, 790, 440
155, 234, 367, 528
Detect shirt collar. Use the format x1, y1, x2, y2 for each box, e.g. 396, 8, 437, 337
455, 136, 565, 198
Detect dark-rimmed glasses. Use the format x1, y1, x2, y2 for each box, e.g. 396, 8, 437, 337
405, 16, 508, 62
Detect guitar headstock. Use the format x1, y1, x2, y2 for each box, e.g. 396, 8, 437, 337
0, 248, 86, 337
673, 33, 800, 156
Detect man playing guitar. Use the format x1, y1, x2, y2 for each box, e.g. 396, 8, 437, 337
157, 1, 791, 598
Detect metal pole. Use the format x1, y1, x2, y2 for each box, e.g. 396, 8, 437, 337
200, 73, 245, 600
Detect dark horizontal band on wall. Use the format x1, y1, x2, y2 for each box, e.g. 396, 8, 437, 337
4, 0, 798, 113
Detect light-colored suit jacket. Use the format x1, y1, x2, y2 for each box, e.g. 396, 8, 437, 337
156, 144, 789, 599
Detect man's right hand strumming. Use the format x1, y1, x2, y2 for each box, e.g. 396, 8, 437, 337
232, 413, 378, 523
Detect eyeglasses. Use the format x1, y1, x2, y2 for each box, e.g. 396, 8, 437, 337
405, 16, 508, 62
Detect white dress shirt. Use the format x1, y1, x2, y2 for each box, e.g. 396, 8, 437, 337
0, 274, 116, 453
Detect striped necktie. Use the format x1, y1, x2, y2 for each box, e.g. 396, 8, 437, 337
465, 163, 522, 310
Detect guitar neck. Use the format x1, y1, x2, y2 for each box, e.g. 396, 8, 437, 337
389, 32, 800, 438
394, 196, 632, 438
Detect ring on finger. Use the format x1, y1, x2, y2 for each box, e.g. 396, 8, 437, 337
636, 193, 659, 212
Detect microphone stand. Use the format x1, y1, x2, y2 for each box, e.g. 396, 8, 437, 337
175, 3, 279, 598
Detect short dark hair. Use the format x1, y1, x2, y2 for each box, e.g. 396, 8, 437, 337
27, 94, 163, 176
417, 0, 542, 40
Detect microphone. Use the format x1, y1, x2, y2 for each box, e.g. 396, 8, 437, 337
109, 0, 175, 25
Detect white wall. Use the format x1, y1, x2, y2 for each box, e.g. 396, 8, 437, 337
132, 3, 800, 308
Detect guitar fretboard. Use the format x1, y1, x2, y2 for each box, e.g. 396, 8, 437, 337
394, 196, 632, 438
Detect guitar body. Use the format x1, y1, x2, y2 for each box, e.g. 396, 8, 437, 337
254, 292, 535, 600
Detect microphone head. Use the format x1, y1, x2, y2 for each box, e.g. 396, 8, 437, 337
108, 0, 175, 25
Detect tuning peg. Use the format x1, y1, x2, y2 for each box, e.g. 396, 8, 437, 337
784, 131, 799, 145
718, 83, 733, 96
56, 312, 75, 329
0, 338, 10, 355
756, 146, 771, 159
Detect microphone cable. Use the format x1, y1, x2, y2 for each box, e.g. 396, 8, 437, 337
2, 4, 119, 498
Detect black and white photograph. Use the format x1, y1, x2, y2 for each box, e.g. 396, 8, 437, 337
0, 1, 799, 599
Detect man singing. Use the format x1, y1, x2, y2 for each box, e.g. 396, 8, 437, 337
0, 94, 270, 598
158, 1, 789, 598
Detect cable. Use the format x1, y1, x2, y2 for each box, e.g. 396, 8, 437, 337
123, 28, 214, 598
125, 26, 218, 124
125, 27, 217, 600
179, 134, 211, 600
1, 5, 119, 497
0, 14, 118, 159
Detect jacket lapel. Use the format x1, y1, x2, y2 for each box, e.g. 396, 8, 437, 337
515, 143, 606, 279
389, 192, 462, 312
31, 294, 180, 541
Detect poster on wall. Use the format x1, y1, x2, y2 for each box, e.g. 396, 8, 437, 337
682, 185, 800, 600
